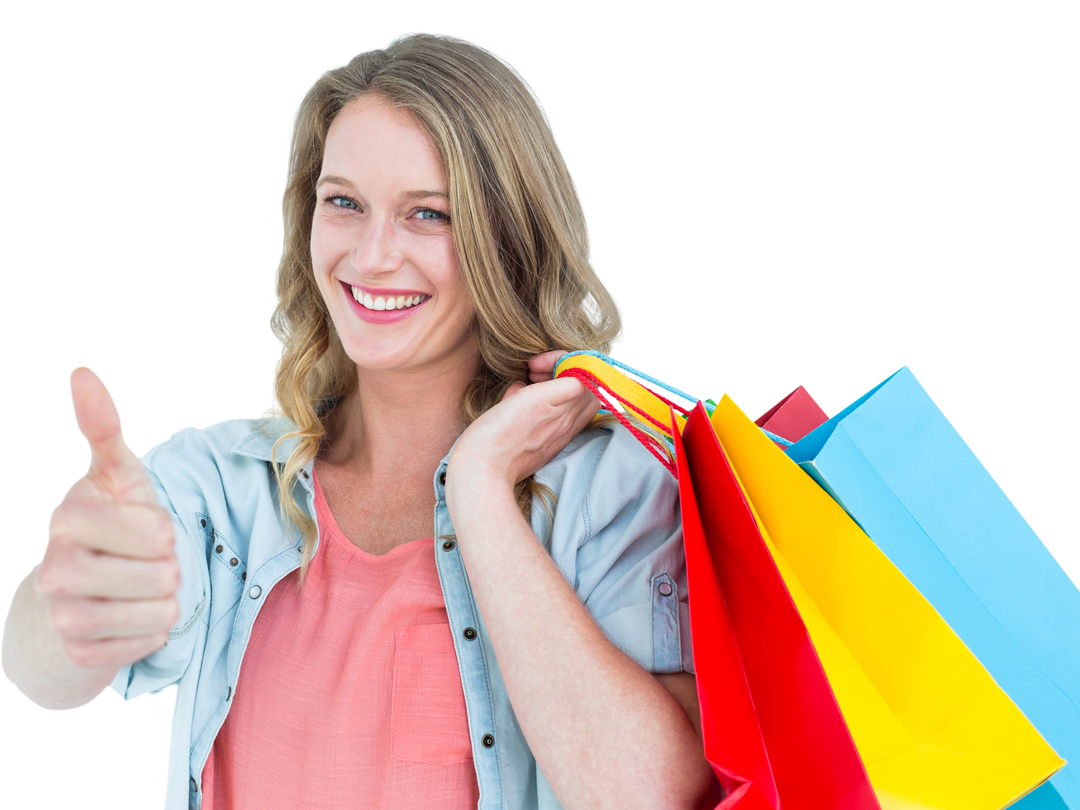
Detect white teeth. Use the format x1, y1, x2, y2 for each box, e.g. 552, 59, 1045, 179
350, 287, 427, 311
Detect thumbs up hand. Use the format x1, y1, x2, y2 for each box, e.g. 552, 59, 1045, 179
35, 369, 180, 673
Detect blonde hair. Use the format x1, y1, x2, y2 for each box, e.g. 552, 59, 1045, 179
270, 34, 621, 573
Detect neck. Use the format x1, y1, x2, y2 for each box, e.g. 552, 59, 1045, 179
320, 352, 483, 477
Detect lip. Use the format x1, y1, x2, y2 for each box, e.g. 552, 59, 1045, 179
340, 280, 429, 323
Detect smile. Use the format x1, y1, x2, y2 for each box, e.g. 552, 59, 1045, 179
350, 286, 429, 311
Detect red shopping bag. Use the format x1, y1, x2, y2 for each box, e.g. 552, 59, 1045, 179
754, 386, 828, 448
675, 404, 879, 809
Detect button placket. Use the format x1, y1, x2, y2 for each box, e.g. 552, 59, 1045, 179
650, 572, 682, 673
433, 492, 504, 796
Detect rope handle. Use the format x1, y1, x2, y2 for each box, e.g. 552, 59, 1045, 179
553, 351, 794, 478
559, 367, 679, 477
556, 351, 701, 406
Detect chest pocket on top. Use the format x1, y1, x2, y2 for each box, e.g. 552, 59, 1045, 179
390, 622, 473, 765
200, 514, 245, 632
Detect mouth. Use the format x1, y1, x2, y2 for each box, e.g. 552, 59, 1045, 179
339, 281, 431, 324
349, 285, 429, 312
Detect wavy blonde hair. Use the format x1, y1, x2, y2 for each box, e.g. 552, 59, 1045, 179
270, 34, 621, 573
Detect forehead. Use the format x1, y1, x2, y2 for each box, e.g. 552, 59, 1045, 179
332, 95, 425, 138
324, 97, 434, 157
322, 98, 446, 189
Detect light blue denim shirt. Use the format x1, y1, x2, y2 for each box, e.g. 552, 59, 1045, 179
112, 418, 692, 810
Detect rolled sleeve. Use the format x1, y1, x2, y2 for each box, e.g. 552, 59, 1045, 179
536, 424, 694, 675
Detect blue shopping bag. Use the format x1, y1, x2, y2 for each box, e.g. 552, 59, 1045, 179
786, 367, 1079, 810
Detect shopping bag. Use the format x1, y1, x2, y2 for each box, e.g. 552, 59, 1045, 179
673, 404, 879, 808
554, 353, 877, 806
785, 367, 1080, 809
709, 394, 1066, 810
754, 385, 828, 448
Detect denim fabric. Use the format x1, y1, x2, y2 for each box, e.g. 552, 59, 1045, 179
112, 419, 692, 810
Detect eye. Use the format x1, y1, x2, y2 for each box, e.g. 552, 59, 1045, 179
412, 207, 450, 223
325, 194, 360, 211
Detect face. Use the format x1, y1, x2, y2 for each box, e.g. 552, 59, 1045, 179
311, 97, 478, 379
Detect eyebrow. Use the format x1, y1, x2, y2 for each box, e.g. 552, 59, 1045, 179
315, 176, 448, 201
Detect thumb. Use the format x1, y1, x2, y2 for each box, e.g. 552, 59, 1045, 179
71, 368, 156, 504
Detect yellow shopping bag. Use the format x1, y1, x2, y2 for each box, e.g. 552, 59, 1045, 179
708, 394, 1064, 810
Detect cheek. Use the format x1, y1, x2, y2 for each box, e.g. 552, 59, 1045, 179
308, 220, 328, 271
428, 241, 466, 298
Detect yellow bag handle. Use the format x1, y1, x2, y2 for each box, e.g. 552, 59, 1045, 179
554, 351, 690, 438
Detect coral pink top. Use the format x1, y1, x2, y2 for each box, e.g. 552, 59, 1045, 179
200, 472, 479, 809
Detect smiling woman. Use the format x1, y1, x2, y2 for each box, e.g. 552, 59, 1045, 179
269, 38, 628, 575
252, 30, 708, 810
2, 33, 711, 810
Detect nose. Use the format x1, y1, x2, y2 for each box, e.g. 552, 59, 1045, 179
350, 215, 404, 277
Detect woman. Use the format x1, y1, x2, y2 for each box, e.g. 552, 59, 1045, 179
3, 35, 712, 809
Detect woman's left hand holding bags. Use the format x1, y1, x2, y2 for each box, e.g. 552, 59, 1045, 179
448, 350, 600, 489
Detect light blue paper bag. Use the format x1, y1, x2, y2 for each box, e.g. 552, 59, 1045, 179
786, 367, 1079, 809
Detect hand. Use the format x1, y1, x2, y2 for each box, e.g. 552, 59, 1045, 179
35, 369, 180, 672
448, 351, 600, 491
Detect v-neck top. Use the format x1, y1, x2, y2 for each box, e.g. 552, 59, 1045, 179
200, 471, 479, 808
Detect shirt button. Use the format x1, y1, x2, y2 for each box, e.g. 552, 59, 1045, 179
215, 545, 223, 554
439, 471, 447, 486
658, 581, 673, 597
463, 627, 477, 641
248, 585, 262, 599
230, 558, 239, 566
442, 539, 456, 551
482, 734, 495, 748
226, 686, 232, 701
189, 777, 197, 791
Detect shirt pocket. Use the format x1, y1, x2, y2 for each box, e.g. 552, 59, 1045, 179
390, 623, 473, 766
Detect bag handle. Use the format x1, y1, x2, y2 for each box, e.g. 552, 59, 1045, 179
553, 351, 794, 477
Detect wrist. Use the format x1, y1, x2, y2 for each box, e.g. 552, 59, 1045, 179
444, 461, 519, 536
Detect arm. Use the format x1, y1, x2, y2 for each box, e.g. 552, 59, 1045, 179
1, 565, 119, 712
448, 478, 711, 809
446, 359, 713, 810
2, 369, 180, 709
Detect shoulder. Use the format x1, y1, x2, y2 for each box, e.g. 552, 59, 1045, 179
538, 422, 677, 510
534, 421, 679, 547
140, 417, 295, 494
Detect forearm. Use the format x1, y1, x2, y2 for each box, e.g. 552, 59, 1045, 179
2, 569, 116, 709
451, 473, 711, 810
